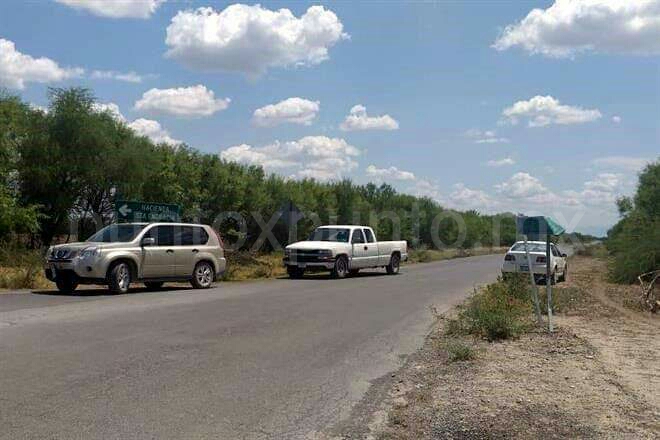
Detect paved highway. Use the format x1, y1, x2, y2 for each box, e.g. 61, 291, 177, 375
0, 255, 502, 439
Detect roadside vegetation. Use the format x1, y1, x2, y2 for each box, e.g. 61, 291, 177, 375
606, 160, 659, 283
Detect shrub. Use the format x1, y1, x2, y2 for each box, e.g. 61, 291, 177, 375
446, 277, 532, 342
444, 339, 476, 362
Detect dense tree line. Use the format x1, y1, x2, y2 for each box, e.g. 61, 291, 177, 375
0, 87, 516, 250
607, 160, 660, 283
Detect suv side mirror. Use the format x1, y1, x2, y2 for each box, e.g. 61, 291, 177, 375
141, 237, 155, 247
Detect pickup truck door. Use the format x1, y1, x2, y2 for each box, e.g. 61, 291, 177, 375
350, 229, 369, 269
362, 228, 380, 267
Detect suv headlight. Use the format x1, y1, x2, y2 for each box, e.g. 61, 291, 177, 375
78, 247, 101, 259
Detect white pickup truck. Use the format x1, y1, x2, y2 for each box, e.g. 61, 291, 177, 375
283, 225, 408, 279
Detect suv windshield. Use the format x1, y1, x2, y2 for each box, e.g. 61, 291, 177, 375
87, 224, 147, 243
511, 242, 546, 252
307, 228, 350, 243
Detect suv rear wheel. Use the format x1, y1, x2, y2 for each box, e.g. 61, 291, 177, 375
109, 261, 132, 294
191, 261, 214, 289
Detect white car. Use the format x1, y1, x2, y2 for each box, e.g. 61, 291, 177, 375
501, 241, 568, 284
283, 225, 408, 279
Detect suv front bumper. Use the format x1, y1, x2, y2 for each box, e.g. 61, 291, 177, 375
45, 259, 107, 283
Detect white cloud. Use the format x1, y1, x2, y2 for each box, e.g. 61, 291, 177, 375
486, 157, 516, 167
493, 0, 660, 58
165, 4, 348, 76
339, 105, 399, 131
592, 156, 650, 172
412, 180, 442, 201
221, 136, 360, 181
564, 173, 624, 208
465, 128, 509, 144
90, 70, 145, 83
0, 38, 83, 89
495, 172, 555, 201
365, 165, 415, 181
501, 95, 601, 127
448, 183, 498, 211
128, 118, 181, 146
253, 97, 320, 127
612, 115, 622, 123
56, 0, 164, 19
134, 85, 230, 118
92, 102, 125, 121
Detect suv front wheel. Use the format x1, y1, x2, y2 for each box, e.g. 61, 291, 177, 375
55, 274, 78, 293
108, 261, 132, 294
191, 261, 214, 289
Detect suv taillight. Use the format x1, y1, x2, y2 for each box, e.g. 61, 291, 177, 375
504, 254, 515, 261
536, 256, 546, 263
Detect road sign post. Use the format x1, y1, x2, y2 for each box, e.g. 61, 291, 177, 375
115, 200, 181, 223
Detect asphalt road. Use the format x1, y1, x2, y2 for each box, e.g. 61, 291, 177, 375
0, 255, 502, 439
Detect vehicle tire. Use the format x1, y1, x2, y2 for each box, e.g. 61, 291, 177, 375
551, 268, 558, 285
108, 261, 132, 294
144, 281, 164, 291
386, 253, 401, 275
55, 275, 78, 293
558, 265, 567, 283
191, 261, 214, 289
349, 269, 360, 276
332, 256, 348, 279
287, 266, 305, 279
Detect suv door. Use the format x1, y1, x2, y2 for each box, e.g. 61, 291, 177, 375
172, 226, 209, 277
141, 225, 176, 278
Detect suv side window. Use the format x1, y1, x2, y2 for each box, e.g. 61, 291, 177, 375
351, 229, 365, 244
363, 228, 376, 243
144, 225, 175, 246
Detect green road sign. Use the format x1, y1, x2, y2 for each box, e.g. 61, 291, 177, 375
115, 200, 181, 223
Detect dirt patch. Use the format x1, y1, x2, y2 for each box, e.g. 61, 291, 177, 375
333, 256, 659, 439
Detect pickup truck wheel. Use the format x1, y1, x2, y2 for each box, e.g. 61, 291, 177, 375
144, 281, 164, 291
109, 262, 131, 294
55, 275, 78, 293
386, 253, 400, 275
287, 266, 305, 279
332, 256, 348, 279
191, 261, 214, 289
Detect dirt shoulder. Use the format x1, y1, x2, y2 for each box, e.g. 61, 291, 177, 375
332, 256, 659, 439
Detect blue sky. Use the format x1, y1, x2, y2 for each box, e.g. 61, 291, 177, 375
1, 1, 658, 235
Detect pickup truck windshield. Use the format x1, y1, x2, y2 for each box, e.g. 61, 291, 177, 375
307, 228, 350, 243
87, 224, 147, 243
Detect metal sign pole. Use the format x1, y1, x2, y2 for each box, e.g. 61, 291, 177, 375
523, 235, 543, 326
546, 237, 554, 332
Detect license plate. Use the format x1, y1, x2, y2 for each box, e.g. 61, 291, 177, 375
520, 265, 529, 272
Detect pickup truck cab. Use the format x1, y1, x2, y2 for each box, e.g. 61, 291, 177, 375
283, 225, 408, 279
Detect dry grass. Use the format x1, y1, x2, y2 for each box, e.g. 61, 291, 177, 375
407, 247, 506, 264
222, 251, 286, 281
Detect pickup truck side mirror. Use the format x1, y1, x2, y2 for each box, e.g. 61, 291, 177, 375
141, 237, 156, 247
561, 253, 567, 258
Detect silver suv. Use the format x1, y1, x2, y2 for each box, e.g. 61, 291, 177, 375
45, 223, 226, 294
